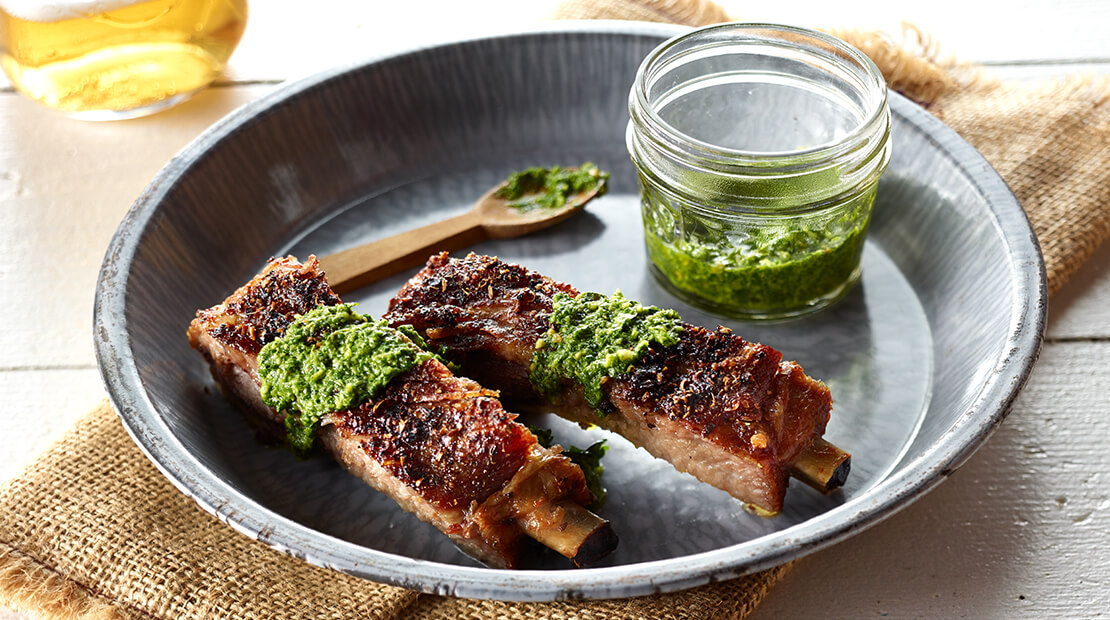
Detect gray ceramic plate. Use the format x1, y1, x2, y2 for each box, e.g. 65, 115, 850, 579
94, 22, 1046, 601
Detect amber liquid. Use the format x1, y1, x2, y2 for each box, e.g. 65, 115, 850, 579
0, 0, 247, 118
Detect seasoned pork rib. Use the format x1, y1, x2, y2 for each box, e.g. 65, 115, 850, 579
188, 256, 616, 568
385, 253, 835, 515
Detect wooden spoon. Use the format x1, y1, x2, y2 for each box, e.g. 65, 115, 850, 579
319, 168, 607, 295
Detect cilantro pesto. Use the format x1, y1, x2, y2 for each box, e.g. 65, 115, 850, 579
643, 186, 875, 316
257, 304, 432, 456
494, 162, 609, 212
530, 291, 683, 414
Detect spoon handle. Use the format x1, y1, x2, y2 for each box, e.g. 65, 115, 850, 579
319, 210, 486, 295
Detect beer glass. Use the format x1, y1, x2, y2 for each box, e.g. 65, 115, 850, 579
0, 0, 248, 119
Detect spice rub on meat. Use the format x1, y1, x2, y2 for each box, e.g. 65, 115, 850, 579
339, 361, 532, 510
188, 256, 615, 568
384, 252, 836, 515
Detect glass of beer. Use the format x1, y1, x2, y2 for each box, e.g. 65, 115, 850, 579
0, 0, 247, 120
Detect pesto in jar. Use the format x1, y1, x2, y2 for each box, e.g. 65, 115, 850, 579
626, 24, 891, 320
257, 303, 433, 456
530, 291, 683, 414
640, 182, 877, 319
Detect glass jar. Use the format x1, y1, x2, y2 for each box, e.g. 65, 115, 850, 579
0, 0, 248, 120
627, 23, 891, 320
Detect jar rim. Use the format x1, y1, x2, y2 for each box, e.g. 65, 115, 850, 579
630, 22, 889, 167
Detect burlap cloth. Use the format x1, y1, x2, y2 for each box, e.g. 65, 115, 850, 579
3, 1, 1109, 618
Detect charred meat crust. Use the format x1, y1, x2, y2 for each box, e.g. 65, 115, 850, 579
338, 361, 538, 511
385, 252, 834, 513
188, 255, 603, 567
199, 256, 342, 357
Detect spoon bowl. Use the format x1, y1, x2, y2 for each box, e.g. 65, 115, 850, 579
319, 166, 607, 294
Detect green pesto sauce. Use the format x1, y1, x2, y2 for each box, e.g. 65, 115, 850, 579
529, 426, 609, 507
646, 220, 869, 314
530, 291, 683, 414
494, 162, 609, 212
643, 185, 876, 317
257, 304, 432, 456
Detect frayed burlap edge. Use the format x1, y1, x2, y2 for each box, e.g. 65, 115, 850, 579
0, 545, 137, 620
548, 0, 728, 25
549, 5, 971, 106
830, 25, 964, 105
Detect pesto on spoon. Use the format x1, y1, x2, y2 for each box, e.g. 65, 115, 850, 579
320, 163, 608, 294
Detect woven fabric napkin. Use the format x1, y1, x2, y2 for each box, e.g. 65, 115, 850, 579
4, 1, 1110, 618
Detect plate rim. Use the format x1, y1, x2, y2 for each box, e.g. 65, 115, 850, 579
93, 20, 1047, 601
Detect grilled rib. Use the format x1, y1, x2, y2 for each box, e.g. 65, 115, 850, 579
384, 252, 837, 515
187, 256, 616, 568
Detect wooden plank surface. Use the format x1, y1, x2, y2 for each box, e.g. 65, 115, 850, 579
2, 1, 1108, 618
757, 345, 1110, 618
0, 85, 276, 369
0, 370, 105, 483
3, 0, 1109, 91
752, 248, 1110, 618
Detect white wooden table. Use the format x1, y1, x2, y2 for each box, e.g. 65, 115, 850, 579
3, 1, 1108, 617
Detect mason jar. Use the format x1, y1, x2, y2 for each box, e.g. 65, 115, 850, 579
627, 23, 891, 320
